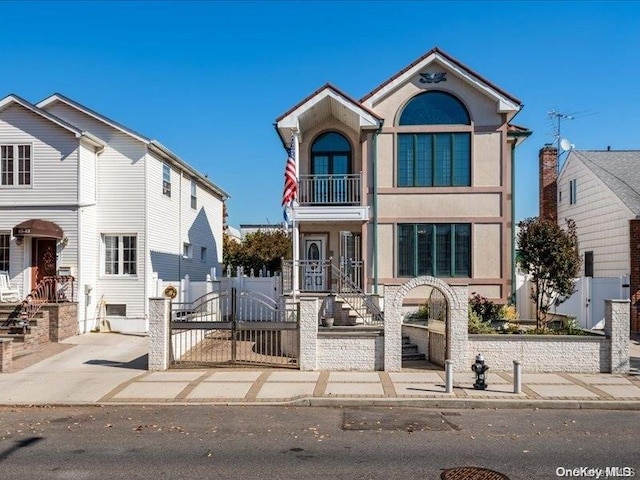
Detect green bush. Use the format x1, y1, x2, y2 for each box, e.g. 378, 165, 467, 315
469, 292, 501, 323
468, 309, 495, 334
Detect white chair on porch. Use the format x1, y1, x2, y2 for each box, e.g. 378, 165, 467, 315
0, 271, 20, 302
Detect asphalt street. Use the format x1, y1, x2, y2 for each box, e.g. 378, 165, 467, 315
0, 405, 638, 480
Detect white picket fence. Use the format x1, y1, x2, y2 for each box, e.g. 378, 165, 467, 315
515, 273, 630, 329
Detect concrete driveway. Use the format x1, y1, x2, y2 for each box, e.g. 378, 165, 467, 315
0, 333, 148, 404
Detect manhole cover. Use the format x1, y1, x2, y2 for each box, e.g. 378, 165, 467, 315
441, 467, 510, 480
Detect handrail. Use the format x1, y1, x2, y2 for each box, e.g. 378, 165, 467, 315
329, 263, 384, 325
21, 275, 75, 323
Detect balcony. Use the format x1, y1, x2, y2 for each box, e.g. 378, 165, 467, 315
294, 173, 369, 222
298, 174, 361, 206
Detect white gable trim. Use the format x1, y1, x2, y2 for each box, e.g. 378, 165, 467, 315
0, 94, 82, 137
277, 88, 380, 130
363, 52, 520, 113
37, 94, 151, 144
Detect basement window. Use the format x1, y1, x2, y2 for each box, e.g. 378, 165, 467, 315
105, 304, 126, 317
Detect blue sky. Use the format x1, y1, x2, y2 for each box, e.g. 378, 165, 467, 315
2, 1, 639, 227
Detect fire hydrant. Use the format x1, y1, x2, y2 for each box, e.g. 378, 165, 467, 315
471, 353, 489, 390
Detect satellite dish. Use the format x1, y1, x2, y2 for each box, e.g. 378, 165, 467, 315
560, 138, 572, 152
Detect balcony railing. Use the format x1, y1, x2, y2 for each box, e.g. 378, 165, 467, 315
298, 173, 361, 206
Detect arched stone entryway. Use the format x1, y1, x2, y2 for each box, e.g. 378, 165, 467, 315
383, 277, 468, 372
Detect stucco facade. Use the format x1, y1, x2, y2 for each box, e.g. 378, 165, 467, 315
275, 47, 529, 305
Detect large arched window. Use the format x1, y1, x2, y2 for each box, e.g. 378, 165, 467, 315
397, 91, 471, 187
311, 132, 351, 175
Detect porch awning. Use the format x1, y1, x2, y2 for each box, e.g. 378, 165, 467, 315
13, 219, 64, 239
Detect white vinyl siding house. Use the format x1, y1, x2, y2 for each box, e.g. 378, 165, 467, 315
557, 151, 635, 278
0, 93, 228, 333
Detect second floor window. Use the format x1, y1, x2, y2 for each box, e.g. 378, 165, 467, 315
163, 163, 171, 197
398, 133, 470, 186
103, 234, 137, 275
1, 145, 31, 186
397, 91, 471, 187
191, 180, 197, 209
569, 179, 577, 204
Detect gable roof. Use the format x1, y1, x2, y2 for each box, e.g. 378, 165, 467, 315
37, 93, 228, 199
360, 47, 522, 115
0, 94, 106, 149
567, 150, 640, 215
274, 83, 383, 148
37, 93, 151, 143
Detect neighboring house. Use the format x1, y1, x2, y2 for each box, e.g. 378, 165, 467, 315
239, 223, 284, 240
539, 145, 640, 331
275, 47, 530, 309
0, 93, 228, 333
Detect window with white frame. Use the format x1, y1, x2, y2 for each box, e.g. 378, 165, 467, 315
200, 246, 207, 262
162, 163, 171, 197
0, 233, 9, 272
103, 234, 137, 275
191, 180, 197, 209
569, 179, 577, 204
183, 242, 192, 259
1, 145, 31, 186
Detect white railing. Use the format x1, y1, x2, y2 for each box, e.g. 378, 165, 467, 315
298, 173, 361, 205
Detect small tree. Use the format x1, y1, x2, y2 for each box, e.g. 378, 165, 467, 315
516, 217, 581, 328
223, 230, 291, 275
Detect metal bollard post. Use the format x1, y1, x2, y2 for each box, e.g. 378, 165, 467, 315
513, 360, 522, 394
445, 359, 453, 393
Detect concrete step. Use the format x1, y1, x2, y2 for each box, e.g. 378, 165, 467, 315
402, 352, 426, 361
0, 332, 26, 343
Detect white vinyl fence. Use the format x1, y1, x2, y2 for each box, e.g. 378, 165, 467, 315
515, 273, 630, 329
152, 266, 281, 317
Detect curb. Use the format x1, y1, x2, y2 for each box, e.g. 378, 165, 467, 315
2, 398, 640, 410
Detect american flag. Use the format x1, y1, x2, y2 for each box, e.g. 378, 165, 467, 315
282, 135, 297, 209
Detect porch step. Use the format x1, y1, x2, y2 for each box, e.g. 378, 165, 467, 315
401, 336, 425, 361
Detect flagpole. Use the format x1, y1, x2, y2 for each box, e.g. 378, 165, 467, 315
291, 129, 300, 301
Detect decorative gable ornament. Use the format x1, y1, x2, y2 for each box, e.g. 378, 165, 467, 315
419, 72, 447, 84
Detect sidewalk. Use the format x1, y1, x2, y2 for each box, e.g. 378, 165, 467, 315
1, 333, 639, 409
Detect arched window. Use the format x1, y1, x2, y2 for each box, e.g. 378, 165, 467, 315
399, 91, 470, 125
311, 132, 351, 175
397, 91, 471, 187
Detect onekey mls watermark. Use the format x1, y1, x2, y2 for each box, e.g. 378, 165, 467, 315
556, 466, 635, 478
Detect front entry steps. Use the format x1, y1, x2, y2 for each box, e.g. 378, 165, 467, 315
402, 335, 425, 361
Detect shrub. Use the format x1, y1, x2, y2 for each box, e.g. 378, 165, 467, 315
469, 292, 501, 323
468, 309, 495, 334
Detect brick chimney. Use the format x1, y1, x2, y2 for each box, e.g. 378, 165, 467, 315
539, 144, 558, 222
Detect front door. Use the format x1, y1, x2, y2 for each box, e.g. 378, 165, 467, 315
303, 236, 326, 291
31, 238, 57, 291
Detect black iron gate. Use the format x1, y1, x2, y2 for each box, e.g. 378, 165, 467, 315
169, 288, 298, 368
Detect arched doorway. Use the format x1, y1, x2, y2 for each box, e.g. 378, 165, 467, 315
383, 276, 468, 372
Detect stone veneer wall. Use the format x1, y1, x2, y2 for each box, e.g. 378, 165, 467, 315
316, 333, 384, 371
148, 298, 171, 371
467, 300, 629, 373
467, 335, 609, 372
42, 303, 78, 342
25, 311, 50, 348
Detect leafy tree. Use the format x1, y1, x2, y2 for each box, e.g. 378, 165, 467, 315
516, 217, 581, 328
223, 230, 291, 275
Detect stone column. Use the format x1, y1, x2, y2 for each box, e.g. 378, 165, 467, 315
148, 298, 171, 371
299, 297, 318, 371
604, 299, 630, 374
449, 285, 469, 372
0, 338, 12, 373
384, 285, 402, 372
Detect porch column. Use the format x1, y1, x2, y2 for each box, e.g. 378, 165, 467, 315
299, 297, 318, 371
149, 298, 171, 371
449, 285, 470, 372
